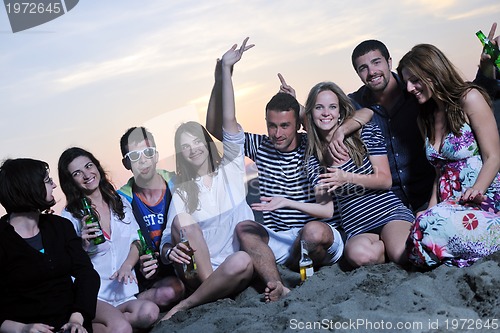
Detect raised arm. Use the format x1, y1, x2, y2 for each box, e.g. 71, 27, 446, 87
221, 37, 254, 134
474, 22, 500, 99
206, 59, 224, 141
478, 22, 499, 80
278, 73, 305, 122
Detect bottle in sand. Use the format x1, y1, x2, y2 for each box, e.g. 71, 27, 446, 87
299, 240, 314, 282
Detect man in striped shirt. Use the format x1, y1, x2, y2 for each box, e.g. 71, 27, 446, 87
206, 58, 344, 302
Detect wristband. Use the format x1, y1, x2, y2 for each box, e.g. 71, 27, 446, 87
165, 247, 173, 263
352, 116, 366, 128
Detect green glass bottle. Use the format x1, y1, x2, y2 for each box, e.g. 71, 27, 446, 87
81, 197, 106, 245
180, 228, 197, 279
137, 229, 157, 260
476, 30, 500, 71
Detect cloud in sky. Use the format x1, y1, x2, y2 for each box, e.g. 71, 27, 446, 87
1, 0, 499, 216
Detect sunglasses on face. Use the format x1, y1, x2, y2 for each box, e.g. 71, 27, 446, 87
124, 147, 157, 162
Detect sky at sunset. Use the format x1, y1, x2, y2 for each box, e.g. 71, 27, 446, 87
1, 0, 499, 215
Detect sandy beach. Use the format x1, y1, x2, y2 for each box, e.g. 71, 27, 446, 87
151, 251, 500, 333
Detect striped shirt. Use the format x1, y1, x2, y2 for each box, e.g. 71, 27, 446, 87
244, 132, 322, 231
308, 123, 414, 237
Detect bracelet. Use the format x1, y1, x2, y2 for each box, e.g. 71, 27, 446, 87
352, 116, 366, 128
165, 247, 173, 263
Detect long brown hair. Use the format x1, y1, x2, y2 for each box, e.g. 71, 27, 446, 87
174, 121, 222, 214
397, 44, 492, 142
58, 147, 125, 220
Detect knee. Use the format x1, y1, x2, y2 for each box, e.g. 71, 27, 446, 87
223, 252, 253, 277
302, 221, 330, 246
138, 302, 160, 327
155, 280, 185, 307
345, 240, 384, 267
385, 244, 409, 265
235, 220, 266, 244
235, 220, 257, 237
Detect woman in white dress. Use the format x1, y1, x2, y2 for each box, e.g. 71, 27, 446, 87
160, 38, 255, 319
58, 147, 159, 333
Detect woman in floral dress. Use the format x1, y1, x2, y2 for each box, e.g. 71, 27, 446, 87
397, 44, 500, 268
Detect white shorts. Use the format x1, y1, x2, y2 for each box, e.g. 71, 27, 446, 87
265, 224, 344, 265
99, 294, 137, 307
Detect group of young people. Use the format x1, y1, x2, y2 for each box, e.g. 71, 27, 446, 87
1, 23, 500, 333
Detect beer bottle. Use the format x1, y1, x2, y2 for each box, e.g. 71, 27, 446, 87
137, 229, 157, 261
476, 30, 500, 71
299, 240, 313, 283
81, 197, 105, 245
180, 228, 197, 279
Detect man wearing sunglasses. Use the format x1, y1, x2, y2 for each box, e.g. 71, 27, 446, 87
118, 127, 184, 311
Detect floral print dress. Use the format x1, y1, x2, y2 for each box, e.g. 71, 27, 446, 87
409, 123, 500, 268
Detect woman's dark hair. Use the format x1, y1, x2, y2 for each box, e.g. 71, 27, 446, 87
58, 147, 124, 220
174, 121, 222, 213
0, 158, 55, 213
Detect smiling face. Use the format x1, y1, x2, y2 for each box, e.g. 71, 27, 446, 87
127, 139, 158, 184
401, 67, 433, 104
179, 131, 209, 172
266, 109, 299, 152
312, 90, 341, 134
67, 156, 101, 194
354, 49, 392, 93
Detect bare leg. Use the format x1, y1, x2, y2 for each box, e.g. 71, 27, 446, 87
344, 233, 385, 268
92, 300, 132, 333
380, 220, 412, 265
286, 221, 334, 270
161, 251, 253, 320
117, 299, 159, 330
235, 221, 290, 302
171, 215, 213, 281
136, 275, 185, 310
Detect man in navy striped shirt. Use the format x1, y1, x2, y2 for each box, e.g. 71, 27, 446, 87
206, 53, 344, 302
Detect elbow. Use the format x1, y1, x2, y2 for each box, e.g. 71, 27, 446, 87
380, 174, 392, 190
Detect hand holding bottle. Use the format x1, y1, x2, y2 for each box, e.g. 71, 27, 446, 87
137, 229, 159, 279
80, 216, 100, 251
167, 241, 196, 265
139, 254, 159, 279
81, 198, 105, 245
477, 22, 500, 77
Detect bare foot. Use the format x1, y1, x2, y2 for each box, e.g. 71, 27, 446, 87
264, 281, 290, 302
